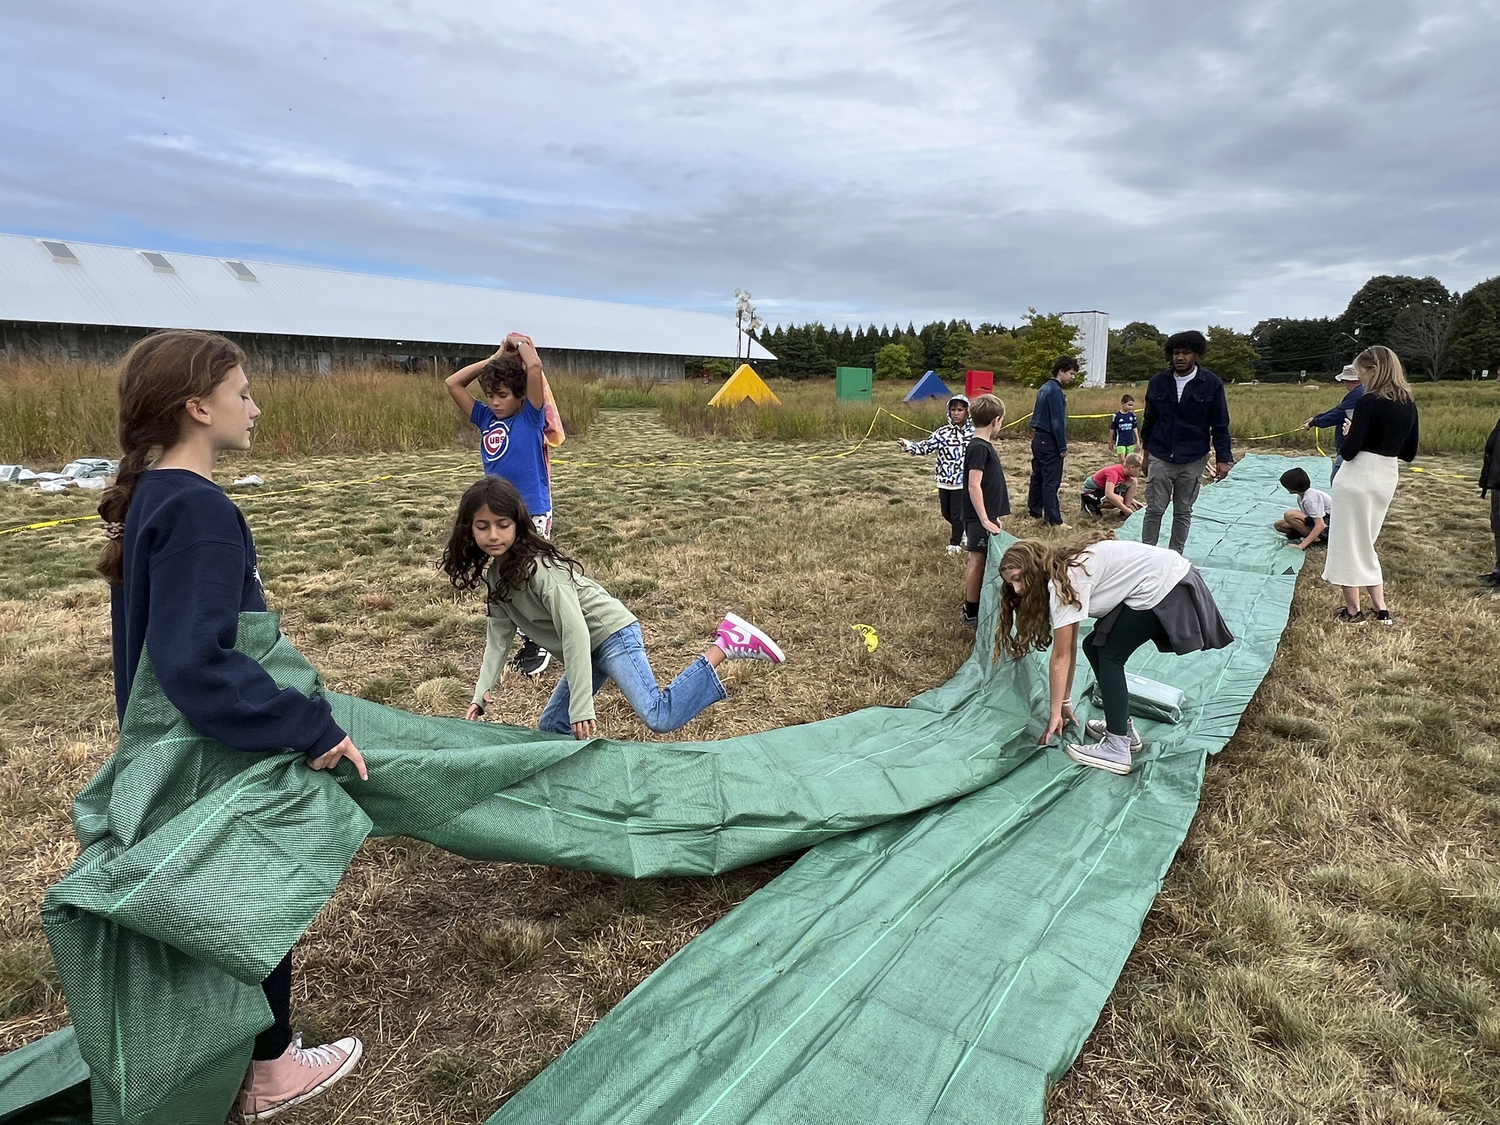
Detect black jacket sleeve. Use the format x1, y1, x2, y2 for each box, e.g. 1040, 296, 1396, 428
146, 536, 346, 757
1482, 417, 1500, 495
1140, 375, 1161, 453
1210, 378, 1233, 464
1309, 390, 1357, 430
1399, 406, 1419, 463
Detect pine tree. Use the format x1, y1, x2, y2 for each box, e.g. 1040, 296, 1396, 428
1013, 309, 1083, 386
1205, 326, 1261, 384
922, 322, 947, 372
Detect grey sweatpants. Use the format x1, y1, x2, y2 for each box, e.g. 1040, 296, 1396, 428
1142, 454, 1209, 554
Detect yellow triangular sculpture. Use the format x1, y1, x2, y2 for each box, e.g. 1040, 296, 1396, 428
708, 364, 780, 407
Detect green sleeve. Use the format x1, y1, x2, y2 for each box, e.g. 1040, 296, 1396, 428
473, 610, 517, 706
538, 567, 599, 724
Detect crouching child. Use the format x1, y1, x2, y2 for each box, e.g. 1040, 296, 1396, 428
1274, 466, 1332, 550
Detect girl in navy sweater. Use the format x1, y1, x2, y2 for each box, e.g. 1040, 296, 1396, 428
97, 329, 364, 1122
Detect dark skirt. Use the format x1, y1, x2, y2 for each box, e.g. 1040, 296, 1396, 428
1089, 566, 1233, 656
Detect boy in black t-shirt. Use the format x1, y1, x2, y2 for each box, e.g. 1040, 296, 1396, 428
961, 393, 1010, 627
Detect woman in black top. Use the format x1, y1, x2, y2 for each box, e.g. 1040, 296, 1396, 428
1322, 345, 1419, 625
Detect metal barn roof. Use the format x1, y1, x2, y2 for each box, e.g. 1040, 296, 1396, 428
0, 233, 773, 359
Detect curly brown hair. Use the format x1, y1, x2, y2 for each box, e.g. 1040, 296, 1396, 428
476, 349, 527, 398
440, 477, 581, 602
994, 530, 1114, 660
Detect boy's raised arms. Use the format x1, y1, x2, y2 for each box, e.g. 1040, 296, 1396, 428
442, 333, 544, 413
444, 350, 499, 413
509, 333, 547, 410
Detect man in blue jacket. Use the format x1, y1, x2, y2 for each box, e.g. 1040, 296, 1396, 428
1140, 331, 1233, 553
1027, 355, 1078, 527
1304, 363, 1366, 482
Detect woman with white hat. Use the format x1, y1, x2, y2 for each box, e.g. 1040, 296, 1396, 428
1304, 363, 1366, 482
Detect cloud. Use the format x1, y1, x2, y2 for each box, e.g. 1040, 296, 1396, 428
2, 0, 1498, 331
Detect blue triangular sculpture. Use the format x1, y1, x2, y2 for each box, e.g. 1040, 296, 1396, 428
904, 370, 953, 402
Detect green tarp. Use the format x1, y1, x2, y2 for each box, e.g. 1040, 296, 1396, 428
0, 455, 1323, 1125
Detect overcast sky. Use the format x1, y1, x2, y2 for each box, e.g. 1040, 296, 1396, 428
3, 0, 1498, 332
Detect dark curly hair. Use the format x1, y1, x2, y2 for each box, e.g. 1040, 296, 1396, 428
1164, 330, 1207, 360
440, 477, 581, 602
476, 349, 527, 398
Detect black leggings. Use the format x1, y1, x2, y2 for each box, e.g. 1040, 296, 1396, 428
253, 952, 295, 1060
1082, 607, 1162, 735
938, 488, 964, 546
1491, 489, 1499, 571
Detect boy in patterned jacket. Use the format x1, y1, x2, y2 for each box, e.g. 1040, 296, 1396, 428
896, 394, 974, 554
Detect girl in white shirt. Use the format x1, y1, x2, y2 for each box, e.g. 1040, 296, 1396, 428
996, 534, 1232, 774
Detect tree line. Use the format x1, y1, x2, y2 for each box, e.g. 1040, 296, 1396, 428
740, 273, 1500, 384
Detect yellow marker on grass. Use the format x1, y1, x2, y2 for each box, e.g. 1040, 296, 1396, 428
851, 624, 879, 653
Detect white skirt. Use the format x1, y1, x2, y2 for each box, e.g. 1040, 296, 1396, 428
1323, 453, 1398, 587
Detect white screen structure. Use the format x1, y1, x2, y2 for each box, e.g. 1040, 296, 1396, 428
1060, 311, 1109, 387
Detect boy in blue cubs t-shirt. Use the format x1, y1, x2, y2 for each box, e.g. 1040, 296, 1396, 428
1110, 394, 1139, 460
445, 333, 554, 675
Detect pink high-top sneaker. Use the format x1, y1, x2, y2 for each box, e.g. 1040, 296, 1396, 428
239, 1033, 363, 1122
714, 612, 786, 664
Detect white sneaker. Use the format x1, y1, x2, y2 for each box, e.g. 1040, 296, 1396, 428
945, 544, 964, 556
714, 612, 786, 664
1085, 718, 1142, 753
1064, 736, 1132, 775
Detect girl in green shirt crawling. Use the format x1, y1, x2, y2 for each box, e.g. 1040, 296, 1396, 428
442, 478, 785, 740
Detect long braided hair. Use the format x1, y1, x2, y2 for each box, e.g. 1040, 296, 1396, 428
994, 531, 1114, 660
96, 330, 246, 585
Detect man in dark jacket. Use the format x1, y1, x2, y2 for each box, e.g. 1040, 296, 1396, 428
1481, 414, 1500, 587
1305, 364, 1366, 482
1139, 330, 1233, 554
1027, 355, 1078, 527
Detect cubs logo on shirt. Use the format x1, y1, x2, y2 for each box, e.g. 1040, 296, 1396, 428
483, 425, 509, 459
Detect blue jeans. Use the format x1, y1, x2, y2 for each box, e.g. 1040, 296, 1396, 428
538, 623, 728, 735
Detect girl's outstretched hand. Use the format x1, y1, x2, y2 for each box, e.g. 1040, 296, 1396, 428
465, 703, 484, 721
572, 719, 597, 741
1040, 703, 1078, 746
308, 736, 368, 781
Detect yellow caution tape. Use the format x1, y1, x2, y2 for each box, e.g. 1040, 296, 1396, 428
2, 409, 1474, 539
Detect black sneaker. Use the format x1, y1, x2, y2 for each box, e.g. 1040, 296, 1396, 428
960, 606, 978, 630
1479, 571, 1500, 586
510, 637, 552, 677
1081, 496, 1102, 517
1372, 609, 1395, 626
1334, 608, 1365, 625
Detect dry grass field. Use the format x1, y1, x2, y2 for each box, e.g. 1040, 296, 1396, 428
2, 407, 1498, 1124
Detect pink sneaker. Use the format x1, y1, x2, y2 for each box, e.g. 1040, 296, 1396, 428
239, 1033, 363, 1122
714, 612, 785, 664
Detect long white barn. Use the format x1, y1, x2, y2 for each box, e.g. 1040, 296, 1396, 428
0, 232, 772, 378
